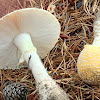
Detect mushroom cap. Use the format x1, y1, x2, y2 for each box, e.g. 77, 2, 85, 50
77, 45, 100, 85
0, 8, 60, 69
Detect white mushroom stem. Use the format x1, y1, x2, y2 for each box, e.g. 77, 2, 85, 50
92, 10, 100, 46
14, 33, 69, 100
92, 36, 100, 46
14, 33, 52, 82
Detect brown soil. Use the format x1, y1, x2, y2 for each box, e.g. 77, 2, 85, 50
0, 0, 22, 17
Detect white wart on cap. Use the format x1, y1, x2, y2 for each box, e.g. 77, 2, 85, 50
0, 8, 60, 69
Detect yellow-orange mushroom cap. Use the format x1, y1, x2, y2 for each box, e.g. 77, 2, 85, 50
77, 45, 100, 85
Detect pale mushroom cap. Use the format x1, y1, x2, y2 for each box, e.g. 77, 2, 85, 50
0, 8, 60, 69
77, 45, 100, 85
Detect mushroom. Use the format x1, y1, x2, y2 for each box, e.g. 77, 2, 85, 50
77, 10, 100, 85
0, 8, 69, 100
